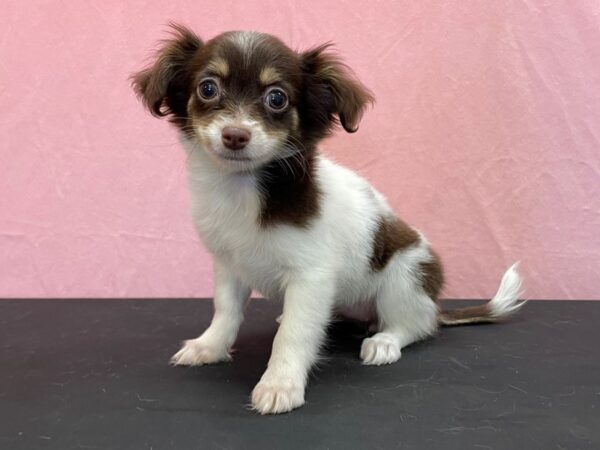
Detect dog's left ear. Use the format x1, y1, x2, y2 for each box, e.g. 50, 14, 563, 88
301, 44, 374, 134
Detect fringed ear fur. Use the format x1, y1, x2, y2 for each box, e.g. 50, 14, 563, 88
131, 23, 202, 121
301, 44, 374, 133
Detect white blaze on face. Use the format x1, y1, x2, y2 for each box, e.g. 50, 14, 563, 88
195, 113, 286, 171
227, 31, 266, 67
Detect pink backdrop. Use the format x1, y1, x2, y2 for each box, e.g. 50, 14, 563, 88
1, 1, 599, 299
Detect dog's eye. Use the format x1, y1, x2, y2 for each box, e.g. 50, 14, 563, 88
264, 88, 288, 111
198, 79, 219, 100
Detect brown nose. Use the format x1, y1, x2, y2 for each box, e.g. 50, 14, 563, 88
222, 126, 251, 151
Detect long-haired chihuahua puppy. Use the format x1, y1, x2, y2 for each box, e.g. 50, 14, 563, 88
132, 24, 524, 415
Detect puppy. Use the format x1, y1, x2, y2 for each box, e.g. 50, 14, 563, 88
132, 24, 524, 415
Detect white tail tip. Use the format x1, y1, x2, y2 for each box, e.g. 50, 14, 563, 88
488, 262, 526, 318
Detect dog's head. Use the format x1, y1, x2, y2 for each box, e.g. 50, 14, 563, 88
132, 24, 373, 172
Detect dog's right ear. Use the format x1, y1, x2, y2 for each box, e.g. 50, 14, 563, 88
131, 23, 202, 120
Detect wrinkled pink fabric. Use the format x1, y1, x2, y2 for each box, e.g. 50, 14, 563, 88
1, 1, 598, 299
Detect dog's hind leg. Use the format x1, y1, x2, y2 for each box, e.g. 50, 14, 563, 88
360, 260, 439, 366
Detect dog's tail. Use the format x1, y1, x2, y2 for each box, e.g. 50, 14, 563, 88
438, 262, 525, 326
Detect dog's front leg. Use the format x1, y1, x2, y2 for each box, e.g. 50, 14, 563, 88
251, 277, 334, 414
171, 260, 251, 366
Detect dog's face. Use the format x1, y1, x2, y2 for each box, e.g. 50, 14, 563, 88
132, 25, 373, 172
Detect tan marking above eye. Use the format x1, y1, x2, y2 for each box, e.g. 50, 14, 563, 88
290, 109, 299, 130
205, 57, 229, 78
259, 67, 281, 86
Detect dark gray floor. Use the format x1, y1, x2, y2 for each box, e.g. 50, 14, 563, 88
0, 299, 598, 450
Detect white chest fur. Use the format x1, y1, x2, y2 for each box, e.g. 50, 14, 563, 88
183, 139, 389, 304
185, 142, 314, 297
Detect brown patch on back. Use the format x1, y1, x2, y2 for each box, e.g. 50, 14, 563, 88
420, 250, 444, 301
258, 149, 321, 228
370, 217, 420, 271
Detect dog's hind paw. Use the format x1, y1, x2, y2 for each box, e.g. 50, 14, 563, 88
360, 333, 402, 366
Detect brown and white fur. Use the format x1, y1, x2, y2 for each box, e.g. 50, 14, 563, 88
132, 24, 525, 415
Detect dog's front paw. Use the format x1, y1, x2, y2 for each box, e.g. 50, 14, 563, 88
251, 378, 305, 415
170, 338, 231, 366
360, 333, 402, 366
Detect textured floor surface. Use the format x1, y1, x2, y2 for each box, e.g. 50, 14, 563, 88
0, 299, 598, 450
